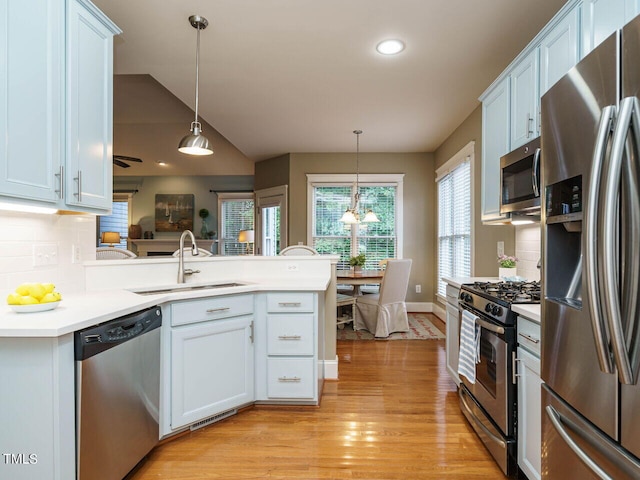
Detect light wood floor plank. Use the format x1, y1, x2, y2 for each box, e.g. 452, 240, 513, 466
130, 315, 506, 479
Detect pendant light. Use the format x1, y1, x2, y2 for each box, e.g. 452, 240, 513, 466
178, 15, 214, 156
339, 130, 380, 224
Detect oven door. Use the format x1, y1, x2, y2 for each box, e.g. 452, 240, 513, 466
460, 305, 515, 436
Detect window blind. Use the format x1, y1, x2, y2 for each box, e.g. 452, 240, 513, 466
357, 186, 396, 269
220, 199, 254, 255
437, 159, 471, 296
97, 200, 129, 248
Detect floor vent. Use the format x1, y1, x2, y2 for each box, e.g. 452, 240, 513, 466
190, 409, 237, 431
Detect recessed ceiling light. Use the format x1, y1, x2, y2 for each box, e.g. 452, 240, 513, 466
156, 161, 168, 166
376, 39, 405, 55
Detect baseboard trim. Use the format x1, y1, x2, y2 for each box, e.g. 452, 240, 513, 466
406, 302, 431, 312
432, 304, 445, 321
324, 356, 338, 380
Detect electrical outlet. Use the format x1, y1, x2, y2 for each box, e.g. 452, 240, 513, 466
286, 263, 299, 271
72, 245, 81, 264
497, 241, 504, 257
415, 284, 422, 294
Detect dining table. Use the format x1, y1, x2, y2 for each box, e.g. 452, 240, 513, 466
336, 269, 385, 295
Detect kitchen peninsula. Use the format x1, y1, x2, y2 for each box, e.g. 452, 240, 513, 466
0, 254, 336, 480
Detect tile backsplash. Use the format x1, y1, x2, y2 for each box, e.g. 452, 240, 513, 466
515, 223, 541, 282
0, 211, 96, 294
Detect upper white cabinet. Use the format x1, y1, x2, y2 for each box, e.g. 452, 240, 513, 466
582, 0, 640, 57
540, 7, 580, 96
481, 77, 510, 222
0, 0, 119, 214
510, 50, 539, 149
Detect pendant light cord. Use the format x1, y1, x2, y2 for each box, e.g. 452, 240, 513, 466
354, 130, 362, 208
193, 24, 201, 127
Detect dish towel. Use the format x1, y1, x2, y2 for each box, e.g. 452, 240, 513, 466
458, 309, 481, 384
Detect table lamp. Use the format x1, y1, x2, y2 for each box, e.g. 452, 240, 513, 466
101, 231, 121, 247
238, 229, 254, 255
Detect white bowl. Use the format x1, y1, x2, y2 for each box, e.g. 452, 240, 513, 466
9, 301, 61, 313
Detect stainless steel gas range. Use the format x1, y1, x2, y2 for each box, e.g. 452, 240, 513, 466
457, 280, 541, 477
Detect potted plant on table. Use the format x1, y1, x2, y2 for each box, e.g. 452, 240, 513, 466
349, 253, 366, 273
498, 254, 518, 279
198, 208, 211, 239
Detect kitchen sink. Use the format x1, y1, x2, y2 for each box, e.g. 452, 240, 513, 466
131, 282, 246, 296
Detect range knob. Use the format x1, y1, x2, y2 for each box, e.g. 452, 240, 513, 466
492, 305, 502, 316
485, 303, 493, 313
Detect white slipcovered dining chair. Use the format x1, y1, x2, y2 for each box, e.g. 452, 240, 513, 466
279, 245, 318, 255
172, 248, 213, 257
355, 259, 412, 337
96, 247, 137, 260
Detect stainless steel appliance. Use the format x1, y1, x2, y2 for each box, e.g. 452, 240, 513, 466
458, 281, 541, 477
75, 306, 162, 480
500, 136, 541, 214
541, 14, 640, 479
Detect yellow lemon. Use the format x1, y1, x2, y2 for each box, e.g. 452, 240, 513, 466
52, 292, 62, 301
40, 293, 58, 304
15, 283, 32, 296
42, 283, 55, 294
19, 295, 39, 305
6, 293, 21, 305
27, 283, 46, 301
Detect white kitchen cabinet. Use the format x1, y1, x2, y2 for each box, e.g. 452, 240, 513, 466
165, 294, 255, 432
445, 284, 460, 386
539, 6, 580, 96
481, 76, 510, 222
516, 315, 542, 480
255, 292, 323, 403
510, 50, 539, 148
0, 0, 119, 213
581, 0, 640, 57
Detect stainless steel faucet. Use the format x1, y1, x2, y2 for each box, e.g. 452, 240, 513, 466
177, 230, 200, 283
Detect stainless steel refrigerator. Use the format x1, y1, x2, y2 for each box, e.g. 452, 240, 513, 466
540, 14, 640, 480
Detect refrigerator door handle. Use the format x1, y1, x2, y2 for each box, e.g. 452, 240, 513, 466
545, 405, 613, 480
585, 104, 616, 374
603, 96, 639, 385
531, 147, 541, 197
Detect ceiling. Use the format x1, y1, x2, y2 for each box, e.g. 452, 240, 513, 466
95, 0, 567, 170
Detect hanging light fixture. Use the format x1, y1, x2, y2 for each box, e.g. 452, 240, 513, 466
178, 15, 214, 156
339, 130, 380, 224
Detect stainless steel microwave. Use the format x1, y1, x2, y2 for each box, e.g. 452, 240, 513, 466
500, 137, 541, 214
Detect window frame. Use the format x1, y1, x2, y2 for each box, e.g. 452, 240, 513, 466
306, 173, 404, 264
217, 192, 255, 256
435, 141, 475, 302
97, 192, 133, 248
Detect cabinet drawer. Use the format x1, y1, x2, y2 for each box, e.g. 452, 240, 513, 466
266, 293, 314, 313
267, 358, 315, 399
517, 316, 541, 357
171, 294, 253, 326
267, 315, 314, 355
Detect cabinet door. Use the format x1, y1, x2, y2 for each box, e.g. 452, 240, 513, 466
66, 0, 116, 212
510, 50, 539, 149
517, 346, 542, 480
0, 0, 63, 204
540, 7, 579, 97
481, 77, 510, 222
171, 316, 254, 430
445, 302, 460, 386
582, 0, 626, 56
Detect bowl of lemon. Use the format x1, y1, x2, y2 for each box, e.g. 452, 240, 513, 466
7, 283, 62, 313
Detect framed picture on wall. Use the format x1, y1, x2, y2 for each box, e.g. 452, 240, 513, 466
155, 194, 194, 232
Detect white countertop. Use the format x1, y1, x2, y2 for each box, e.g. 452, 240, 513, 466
0, 279, 329, 338
441, 276, 500, 289
512, 304, 541, 323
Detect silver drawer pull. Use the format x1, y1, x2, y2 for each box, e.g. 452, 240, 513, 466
206, 307, 230, 313
518, 332, 540, 344
278, 376, 301, 382
278, 302, 301, 307
278, 335, 302, 340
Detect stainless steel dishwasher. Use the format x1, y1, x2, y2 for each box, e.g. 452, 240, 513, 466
75, 306, 162, 480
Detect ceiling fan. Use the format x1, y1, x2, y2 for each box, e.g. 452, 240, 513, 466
113, 155, 143, 168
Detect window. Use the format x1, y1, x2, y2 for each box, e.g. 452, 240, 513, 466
218, 193, 255, 255
307, 174, 404, 269
97, 193, 132, 248
437, 142, 473, 297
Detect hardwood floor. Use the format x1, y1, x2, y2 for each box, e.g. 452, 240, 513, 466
131, 315, 505, 479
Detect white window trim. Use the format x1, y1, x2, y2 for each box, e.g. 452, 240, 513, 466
306, 173, 404, 259
436, 141, 475, 301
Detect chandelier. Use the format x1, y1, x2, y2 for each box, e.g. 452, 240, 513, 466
339, 130, 380, 224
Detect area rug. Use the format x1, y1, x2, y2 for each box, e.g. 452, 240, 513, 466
337, 313, 445, 340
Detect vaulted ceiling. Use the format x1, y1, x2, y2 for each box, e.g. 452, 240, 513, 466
95, 0, 567, 174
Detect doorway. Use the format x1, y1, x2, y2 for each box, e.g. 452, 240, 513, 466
255, 185, 288, 256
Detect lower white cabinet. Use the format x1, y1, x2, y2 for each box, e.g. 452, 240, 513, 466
162, 294, 255, 435
445, 284, 461, 386
517, 344, 542, 480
